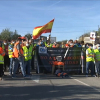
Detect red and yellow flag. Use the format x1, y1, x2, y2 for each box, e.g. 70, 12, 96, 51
32, 19, 54, 39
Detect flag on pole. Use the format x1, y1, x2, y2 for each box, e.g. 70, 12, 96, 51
32, 19, 54, 39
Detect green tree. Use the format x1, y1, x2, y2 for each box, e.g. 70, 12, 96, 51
0, 28, 13, 40
11, 30, 21, 40
24, 33, 32, 40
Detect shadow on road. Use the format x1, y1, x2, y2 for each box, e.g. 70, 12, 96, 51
0, 83, 100, 100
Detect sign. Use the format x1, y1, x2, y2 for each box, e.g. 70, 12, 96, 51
36, 47, 83, 73
50, 37, 56, 43
90, 32, 96, 41
39, 46, 47, 54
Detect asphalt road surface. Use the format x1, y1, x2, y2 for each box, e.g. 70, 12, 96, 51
0, 72, 100, 100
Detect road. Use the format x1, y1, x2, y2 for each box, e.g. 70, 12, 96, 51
0, 72, 100, 100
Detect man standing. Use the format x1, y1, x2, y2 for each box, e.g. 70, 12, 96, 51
94, 44, 100, 77
8, 40, 15, 76
12, 38, 26, 78
86, 43, 95, 77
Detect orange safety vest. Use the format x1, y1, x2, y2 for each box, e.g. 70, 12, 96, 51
12, 42, 23, 58
53, 61, 64, 66
65, 44, 69, 47
52, 45, 56, 48
0, 47, 5, 56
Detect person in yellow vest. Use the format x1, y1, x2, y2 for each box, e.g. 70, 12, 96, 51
86, 43, 95, 77
46, 42, 52, 47
61, 42, 65, 48
23, 40, 33, 75
94, 44, 100, 77
0, 42, 5, 80
22, 41, 30, 75
8, 40, 15, 76
29, 39, 35, 70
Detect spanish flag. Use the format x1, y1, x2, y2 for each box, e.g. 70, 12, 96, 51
33, 19, 54, 39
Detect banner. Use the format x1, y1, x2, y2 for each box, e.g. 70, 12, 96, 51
36, 47, 83, 73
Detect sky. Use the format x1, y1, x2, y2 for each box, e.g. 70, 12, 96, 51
0, 0, 100, 41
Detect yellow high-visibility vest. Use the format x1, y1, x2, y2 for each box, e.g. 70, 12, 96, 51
0, 55, 4, 64
94, 49, 100, 61
8, 44, 13, 58
86, 48, 94, 62
28, 45, 33, 60
22, 46, 29, 61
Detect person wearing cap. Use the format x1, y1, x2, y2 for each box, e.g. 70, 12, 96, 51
86, 43, 95, 77
94, 44, 100, 77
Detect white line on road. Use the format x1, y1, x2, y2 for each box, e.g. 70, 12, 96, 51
73, 78, 90, 86
70, 76, 100, 92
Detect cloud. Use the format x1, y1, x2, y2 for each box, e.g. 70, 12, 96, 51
47, 0, 62, 8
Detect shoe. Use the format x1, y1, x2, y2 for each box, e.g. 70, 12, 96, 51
23, 75, 30, 78
86, 75, 88, 77
91, 75, 96, 77
0, 77, 2, 80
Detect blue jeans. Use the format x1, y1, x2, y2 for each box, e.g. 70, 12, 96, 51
12, 57, 25, 77
27, 59, 31, 75
86, 61, 95, 75
9, 58, 13, 75
95, 61, 100, 74
24, 59, 31, 75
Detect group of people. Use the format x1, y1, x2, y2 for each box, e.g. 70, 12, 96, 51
0, 38, 35, 80
38, 38, 100, 77
37, 38, 84, 48
85, 43, 100, 77
0, 36, 100, 80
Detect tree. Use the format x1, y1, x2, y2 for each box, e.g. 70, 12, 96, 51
24, 33, 32, 40
0, 28, 13, 40
11, 30, 21, 40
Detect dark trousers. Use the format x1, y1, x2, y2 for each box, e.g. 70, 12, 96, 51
0, 64, 3, 77
31, 55, 34, 70
86, 61, 95, 75
4, 55, 10, 71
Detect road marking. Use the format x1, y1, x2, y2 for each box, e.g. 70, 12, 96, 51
73, 78, 90, 86
31, 75, 40, 83
70, 76, 100, 92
